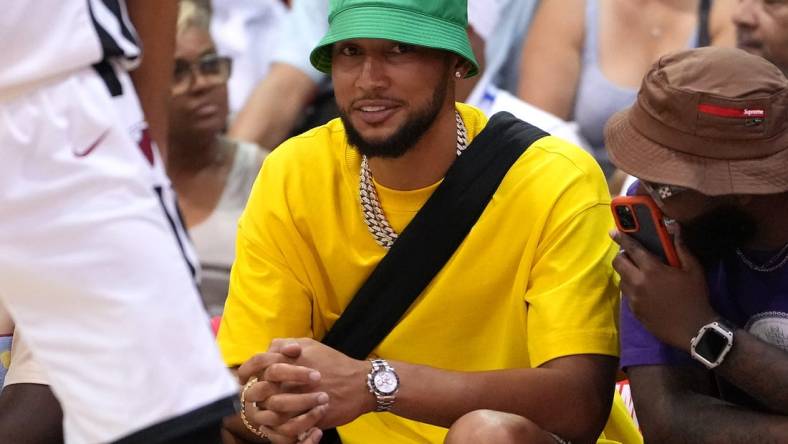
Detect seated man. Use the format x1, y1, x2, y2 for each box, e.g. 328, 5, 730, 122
606, 47, 788, 442
218, 1, 640, 443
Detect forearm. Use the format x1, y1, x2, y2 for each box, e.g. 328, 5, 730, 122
127, 0, 178, 161
516, 0, 583, 120
228, 63, 318, 149
645, 391, 788, 443
715, 329, 788, 414
389, 357, 614, 442
709, 0, 736, 47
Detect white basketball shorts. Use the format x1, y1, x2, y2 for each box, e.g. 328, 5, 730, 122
0, 64, 238, 443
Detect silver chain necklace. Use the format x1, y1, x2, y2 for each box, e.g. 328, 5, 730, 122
359, 111, 468, 249
735, 243, 788, 273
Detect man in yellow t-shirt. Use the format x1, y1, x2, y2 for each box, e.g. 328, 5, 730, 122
218, 1, 640, 444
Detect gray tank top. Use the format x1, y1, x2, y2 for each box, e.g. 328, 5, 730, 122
573, 0, 700, 159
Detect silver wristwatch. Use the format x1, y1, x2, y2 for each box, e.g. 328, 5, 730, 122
366, 359, 399, 412
690, 319, 735, 369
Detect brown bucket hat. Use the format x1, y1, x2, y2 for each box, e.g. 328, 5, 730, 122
605, 47, 788, 196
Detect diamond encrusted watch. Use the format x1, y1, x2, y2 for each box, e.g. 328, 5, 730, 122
366, 359, 399, 412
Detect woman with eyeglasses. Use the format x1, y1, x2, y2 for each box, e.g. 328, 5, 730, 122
168, 1, 268, 316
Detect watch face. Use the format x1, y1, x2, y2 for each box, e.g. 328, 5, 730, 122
696, 328, 728, 360
373, 370, 398, 394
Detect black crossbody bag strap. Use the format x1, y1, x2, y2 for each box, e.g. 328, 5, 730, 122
319, 112, 548, 443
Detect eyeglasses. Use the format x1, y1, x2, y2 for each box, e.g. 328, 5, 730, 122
172, 54, 232, 95
640, 180, 687, 203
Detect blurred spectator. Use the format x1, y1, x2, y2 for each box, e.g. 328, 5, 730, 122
518, 0, 735, 175
210, 0, 288, 115
229, 0, 331, 149
468, 0, 591, 150
733, 0, 788, 74
466, 0, 538, 99
169, 0, 268, 315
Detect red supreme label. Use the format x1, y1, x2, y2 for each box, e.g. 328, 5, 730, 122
698, 104, 766, 118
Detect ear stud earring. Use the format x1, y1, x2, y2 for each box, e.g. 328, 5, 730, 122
455, 71, 462, 78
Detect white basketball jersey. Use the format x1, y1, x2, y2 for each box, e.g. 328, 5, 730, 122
0, 0, 140, 101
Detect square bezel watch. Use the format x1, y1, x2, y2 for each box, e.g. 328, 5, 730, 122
366, 359, 399, 412
690, 319, 736, 369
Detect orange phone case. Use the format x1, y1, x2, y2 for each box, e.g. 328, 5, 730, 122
611, 195, 680, 267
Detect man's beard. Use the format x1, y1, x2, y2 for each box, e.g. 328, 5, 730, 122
680, 204, 758, 267
339, 75, 449, 159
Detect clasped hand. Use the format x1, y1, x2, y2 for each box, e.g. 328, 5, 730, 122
238, 338, 373, 443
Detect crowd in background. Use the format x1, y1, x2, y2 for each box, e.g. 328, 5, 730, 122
170, 0, 741, 309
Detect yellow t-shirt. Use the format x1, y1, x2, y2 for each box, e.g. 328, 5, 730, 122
218, 104, 641, 444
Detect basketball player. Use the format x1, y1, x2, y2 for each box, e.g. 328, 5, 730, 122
0, 1, 237, 442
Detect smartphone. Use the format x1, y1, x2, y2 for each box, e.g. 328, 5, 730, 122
611, 195, 680, 267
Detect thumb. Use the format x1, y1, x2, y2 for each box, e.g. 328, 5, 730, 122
674, 226, 701, 271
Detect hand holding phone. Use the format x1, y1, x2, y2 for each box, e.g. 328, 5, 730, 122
611, 195, 680, 267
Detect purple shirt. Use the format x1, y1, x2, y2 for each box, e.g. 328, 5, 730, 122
620, 185, 788, 370
620, 251, 788, 369
620, 182, 788, 368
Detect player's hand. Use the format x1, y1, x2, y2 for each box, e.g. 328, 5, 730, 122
611, 229, 719, 351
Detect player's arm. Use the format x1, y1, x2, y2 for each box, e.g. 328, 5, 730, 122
127, 0, 178, 160
629, 365, 788, 443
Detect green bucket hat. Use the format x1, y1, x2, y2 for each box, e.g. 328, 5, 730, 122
310, 0, 480, 78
